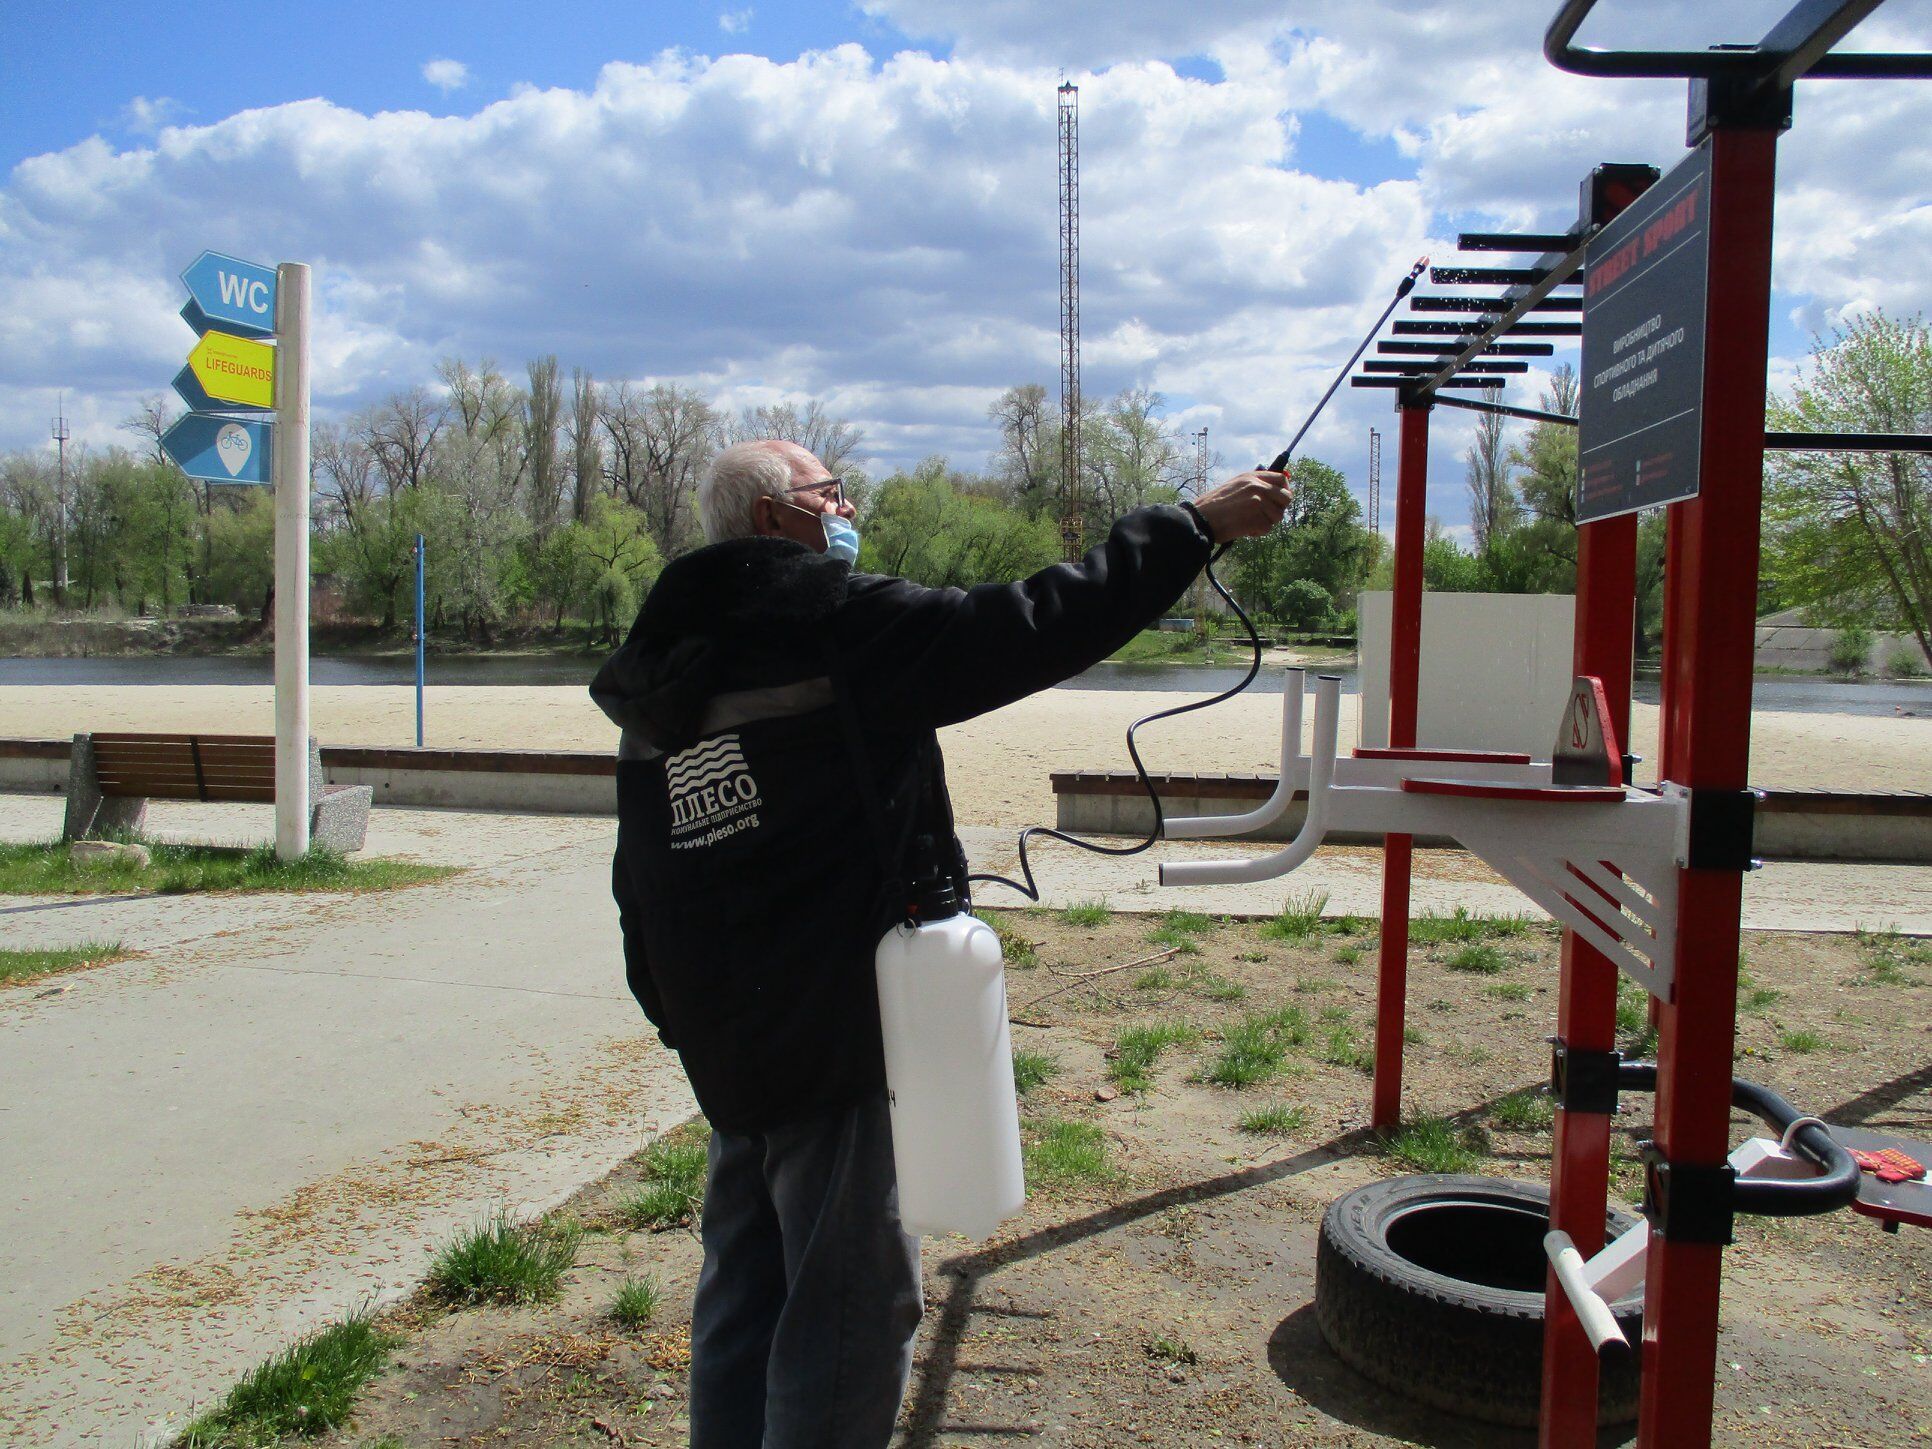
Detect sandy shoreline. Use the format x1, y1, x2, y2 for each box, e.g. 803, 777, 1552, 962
2, 684, 1925, 827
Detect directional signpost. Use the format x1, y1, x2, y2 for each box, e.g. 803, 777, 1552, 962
167, 249, 312, 855
187, 329, 277, 410
159, 414, 273, 484
180, 250, 278, 338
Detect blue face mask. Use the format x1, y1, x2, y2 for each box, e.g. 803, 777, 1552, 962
820, 512, 861, 566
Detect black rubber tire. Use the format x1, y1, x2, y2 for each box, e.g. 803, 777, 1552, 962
1315, 1174, 1643, 1428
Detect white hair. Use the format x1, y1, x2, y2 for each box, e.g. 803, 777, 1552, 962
699, 441, 794, 543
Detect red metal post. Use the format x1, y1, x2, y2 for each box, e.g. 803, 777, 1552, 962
1538, 513, 1638, 1446
1637, 125, 1779, 1449
1371, 400, 1431, 1130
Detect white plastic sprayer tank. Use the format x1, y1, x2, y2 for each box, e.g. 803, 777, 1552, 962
874, 884, 1025, 1238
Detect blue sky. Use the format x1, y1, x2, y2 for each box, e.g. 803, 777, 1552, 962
4, 0, 1928, 537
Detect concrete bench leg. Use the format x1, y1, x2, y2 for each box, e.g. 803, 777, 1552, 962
311, 785, 373, 853
61, 734, 148, 842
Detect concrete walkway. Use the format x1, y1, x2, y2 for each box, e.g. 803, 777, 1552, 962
0, 793, 1925, 1445
0, 796, 693, 1448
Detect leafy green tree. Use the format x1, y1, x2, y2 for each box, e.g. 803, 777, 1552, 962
1226, 457, 1374, 623
1765, 311, 1932, 665
205, 489, 276, 616
861, 461, 1062, 587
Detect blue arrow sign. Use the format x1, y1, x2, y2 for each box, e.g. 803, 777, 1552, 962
172, 364, 271, 416
180, 250, 277, 338
161, 414, 273, 485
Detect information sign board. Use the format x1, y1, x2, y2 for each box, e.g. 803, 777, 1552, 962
1577, 142, 1712, 523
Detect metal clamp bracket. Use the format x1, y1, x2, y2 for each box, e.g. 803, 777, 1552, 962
1683, 787, 1760, 872
1551, 1043, 1623, 1115
1642, 1145, 1736, 1245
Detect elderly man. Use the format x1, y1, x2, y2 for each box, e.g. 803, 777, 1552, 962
591, 439, 1290, 1448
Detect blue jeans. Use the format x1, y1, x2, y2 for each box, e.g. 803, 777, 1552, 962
688, 1092, 923, 1448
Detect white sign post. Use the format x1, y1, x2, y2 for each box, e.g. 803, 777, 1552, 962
271, 262, 312, 858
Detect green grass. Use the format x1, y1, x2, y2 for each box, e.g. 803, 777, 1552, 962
618, 1124, 711, 1231
1147, 910, 1218, 954
1319, 1021, 1374, 1074
610, 1274, 662, 1330
1108, 630, 1223, 665
1200, 1007, 1309, 1088
1444, 944, 1509, 975
1296, 975, 1341, 995
1011, 1049, 1060, 1095
1485, 981, 1533, 1003
1381, 1116, 1489, 1174
0, 940, 130, 986
1855, 926, 1929, 986
1262, 890, 1330, 941
1409, 907, 1532, 945
1489, 1090, 1556, 1132
1109, 1020, 1200, 1093
1060, 899, 1111, 928
1615, 977, 1648, 1037
1024, 1118, 1112, 1186
1134, 966, 1177, 989
177, 1313, 397, 1445
1194, 973, 1248, 1003
0, 839, 457, 897
1331, 945, 1362, 966
989, 917, 1038, 969
1778, 1028, 1828, 1055
426, 1212, 581, 1306
1236, 1102, 1309, 1136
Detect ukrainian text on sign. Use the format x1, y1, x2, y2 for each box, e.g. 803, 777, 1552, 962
1577, 142, 1712, 524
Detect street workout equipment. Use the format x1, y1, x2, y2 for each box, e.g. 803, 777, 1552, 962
1151, 5, 1932, 1445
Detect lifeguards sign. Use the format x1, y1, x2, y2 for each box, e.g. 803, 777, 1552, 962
1576, 142, 1712, 523
187, 329, 277, 410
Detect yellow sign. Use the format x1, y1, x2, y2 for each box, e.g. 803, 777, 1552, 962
188, 329, 276, 409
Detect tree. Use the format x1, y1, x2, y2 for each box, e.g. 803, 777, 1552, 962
1509, 363, 1581, 588
1226, 457, 1374, 624
568, 367, 602, 522
633, 383, 716, 558
1085, 387, 1184, 527
987, 384, 1057, 515
861, 460, 1061, 588
1464, 406, 1520, 556
1765, 311, 1932, 664
523, 355, 565, 539
723, 399, 862, 473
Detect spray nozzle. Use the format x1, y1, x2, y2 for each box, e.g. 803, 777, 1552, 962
1396, 254, 1429, 298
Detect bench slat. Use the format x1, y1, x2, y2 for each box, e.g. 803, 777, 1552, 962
88, 732, 292, 804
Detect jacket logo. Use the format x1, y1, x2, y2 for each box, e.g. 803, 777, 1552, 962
666, 733, 763, 846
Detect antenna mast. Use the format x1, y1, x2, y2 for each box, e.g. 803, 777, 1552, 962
1058, 79, 1082, 561
51, 395, 71, 602
1368, 427, 1382, 540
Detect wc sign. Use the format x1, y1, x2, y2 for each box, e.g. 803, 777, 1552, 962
180, 250, 277, 339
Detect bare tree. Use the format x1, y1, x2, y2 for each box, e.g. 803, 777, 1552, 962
364, 387, 444, 492
523, 355, 564, 538
988, 383, 1056, 511
633, 383, 716, 557
568, 366, 602, 522
600, 382, 649, 511
313, 421, 381, 528
724, 399, 862, 472
1463, 406, 1519, 555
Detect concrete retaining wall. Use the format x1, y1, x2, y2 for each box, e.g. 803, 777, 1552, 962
1052, 770, 1932, 865
0, 739, 619, 816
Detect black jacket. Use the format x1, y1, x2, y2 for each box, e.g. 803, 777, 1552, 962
590, 504, 1213, 1133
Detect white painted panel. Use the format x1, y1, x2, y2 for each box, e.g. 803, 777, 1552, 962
1358, 591, 1580, 758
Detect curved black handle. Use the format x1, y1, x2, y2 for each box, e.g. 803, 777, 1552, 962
1546, 0, 1932, 83
1617, 1062, 1862, 1217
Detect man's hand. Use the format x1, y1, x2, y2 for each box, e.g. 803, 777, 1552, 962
1191, 469, 1292, 543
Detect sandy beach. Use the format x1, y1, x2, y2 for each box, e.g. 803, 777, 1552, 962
3, 684, 1924, 826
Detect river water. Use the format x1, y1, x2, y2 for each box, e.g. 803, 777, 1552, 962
1, 654, 1926, 718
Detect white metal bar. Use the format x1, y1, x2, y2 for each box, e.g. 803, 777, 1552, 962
1545, 1229, 1630, 1354
1161, 674, 1339, 886
1163, 668, 1304, 839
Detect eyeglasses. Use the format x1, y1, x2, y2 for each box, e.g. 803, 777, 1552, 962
780, 477, 845, 510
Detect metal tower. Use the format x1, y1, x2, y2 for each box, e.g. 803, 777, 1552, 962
1057, 80, 1082, 560
1367, 427, 1382, 539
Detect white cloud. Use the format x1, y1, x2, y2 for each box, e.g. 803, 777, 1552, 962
4, 5, 1928, 524
719, 8, 753, 35
421, 58, 470, 93
120, 96, 188, 136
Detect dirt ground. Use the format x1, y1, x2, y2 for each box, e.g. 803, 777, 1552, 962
319, 912, 1930, 1448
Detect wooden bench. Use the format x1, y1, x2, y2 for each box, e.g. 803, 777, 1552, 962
61, 733, 372, 852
